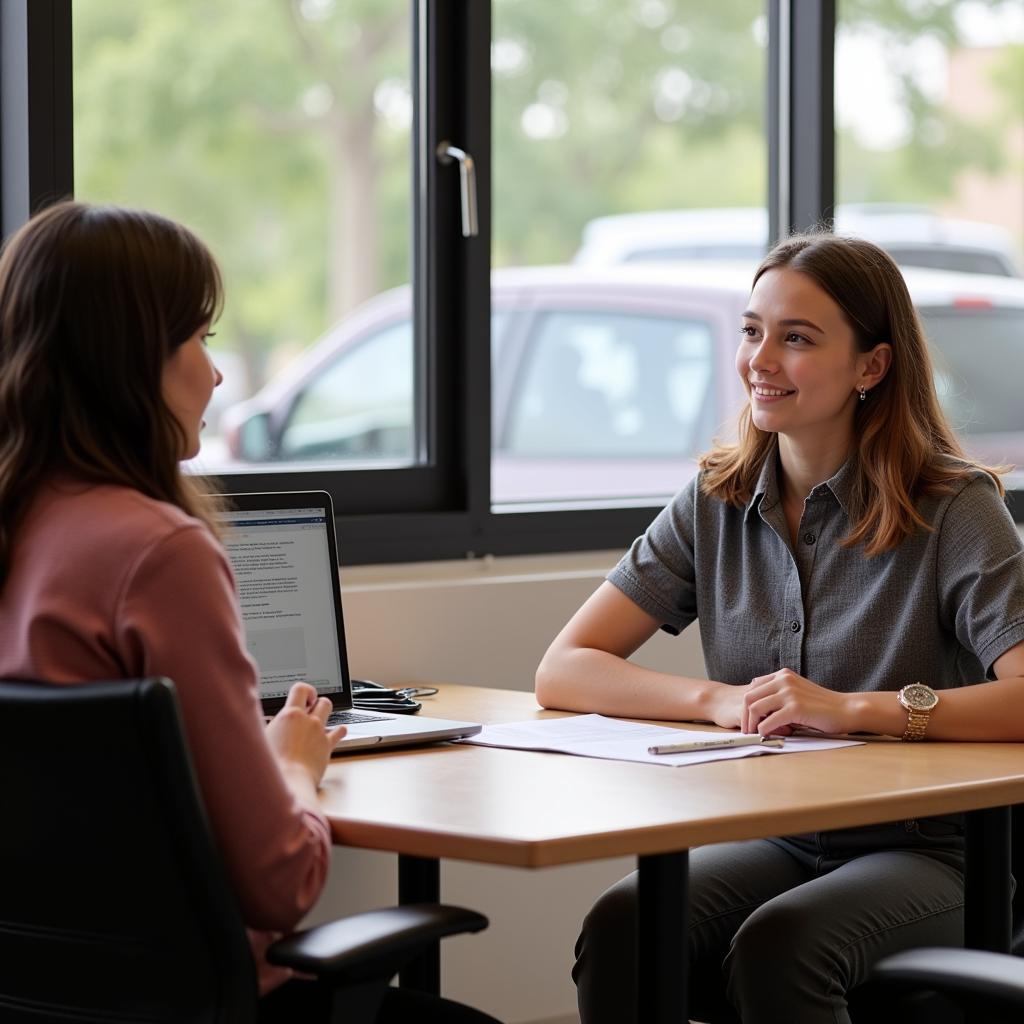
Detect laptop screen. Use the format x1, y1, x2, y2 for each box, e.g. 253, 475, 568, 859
216, 493, 350, 706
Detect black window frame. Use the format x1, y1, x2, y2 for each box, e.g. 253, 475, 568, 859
4, 0, 1020, 565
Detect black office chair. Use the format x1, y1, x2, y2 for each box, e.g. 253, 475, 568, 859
0, 677, 490, 1023
853, 808, 1023, 1024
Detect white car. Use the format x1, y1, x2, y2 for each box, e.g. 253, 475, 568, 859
573, 205, 1022, 278
219, 263, 1024, 503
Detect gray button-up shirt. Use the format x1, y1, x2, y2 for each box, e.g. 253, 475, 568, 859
609, 455, 1024, 692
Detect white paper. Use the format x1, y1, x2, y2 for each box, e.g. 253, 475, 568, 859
460, 714, 863, 766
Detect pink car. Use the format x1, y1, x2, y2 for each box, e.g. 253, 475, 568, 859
221, 263, 1024, 504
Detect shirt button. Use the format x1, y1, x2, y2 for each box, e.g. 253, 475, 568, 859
790, 620, 801, 633
803, 531, 816, 545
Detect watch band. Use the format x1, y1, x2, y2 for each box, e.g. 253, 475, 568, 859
902, 707, 931, 741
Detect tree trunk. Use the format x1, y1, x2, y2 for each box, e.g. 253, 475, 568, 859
328, 105, 380, 322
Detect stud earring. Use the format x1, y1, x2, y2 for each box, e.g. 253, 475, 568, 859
859, 387, 867, 402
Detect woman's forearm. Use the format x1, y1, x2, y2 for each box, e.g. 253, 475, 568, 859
849, 676, 1024, 741
536, 644, 737, 725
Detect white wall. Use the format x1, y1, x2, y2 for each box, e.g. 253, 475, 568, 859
302, 551, 706, 1024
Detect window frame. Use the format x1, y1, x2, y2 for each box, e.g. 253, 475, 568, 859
4, 0, 1020, 566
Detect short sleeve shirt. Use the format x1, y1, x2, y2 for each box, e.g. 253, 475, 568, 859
608, 454, 1024, 692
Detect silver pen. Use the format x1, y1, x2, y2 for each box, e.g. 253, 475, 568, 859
648, 735, 786, 755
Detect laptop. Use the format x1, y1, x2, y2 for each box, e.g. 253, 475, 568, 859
215, 490, 481, 753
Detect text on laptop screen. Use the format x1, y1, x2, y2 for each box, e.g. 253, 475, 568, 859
220, 507, 345, 701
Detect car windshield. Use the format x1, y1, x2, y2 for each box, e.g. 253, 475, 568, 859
922, 308, 1024, 438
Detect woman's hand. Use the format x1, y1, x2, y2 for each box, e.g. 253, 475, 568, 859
741, 669, 854, 736
266, 682, 347, 788
705, 682, 750, 730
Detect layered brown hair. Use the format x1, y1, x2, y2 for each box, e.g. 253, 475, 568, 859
0, 201, 224, 580
699, 232, 1002, 555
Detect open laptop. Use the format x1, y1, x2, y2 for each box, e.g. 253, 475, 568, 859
216, 491, 481, 753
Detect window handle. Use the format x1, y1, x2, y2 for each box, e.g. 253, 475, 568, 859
436, 141, 479, 238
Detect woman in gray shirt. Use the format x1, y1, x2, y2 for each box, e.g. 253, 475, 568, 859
536, 233, 1024, 1024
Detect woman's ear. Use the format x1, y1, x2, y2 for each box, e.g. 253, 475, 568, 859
859, 343, 892, 393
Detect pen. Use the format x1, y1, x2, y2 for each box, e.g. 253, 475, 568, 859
647, 735, 786, 755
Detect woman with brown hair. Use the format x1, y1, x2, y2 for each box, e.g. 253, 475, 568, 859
536, 233, 1024, 1023
0, 201, 499, 1024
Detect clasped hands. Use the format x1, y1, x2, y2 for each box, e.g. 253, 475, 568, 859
714, 669, 855, 737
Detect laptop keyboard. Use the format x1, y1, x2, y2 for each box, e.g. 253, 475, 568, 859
327, 710, 394, 726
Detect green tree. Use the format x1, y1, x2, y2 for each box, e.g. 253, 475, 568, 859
837, 1, 1022, 212
492, 0, 767, 266
74, 0, 409, 387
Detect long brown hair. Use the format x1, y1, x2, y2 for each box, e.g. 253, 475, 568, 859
0, 201, 224, 580
699, 232, 1002, 556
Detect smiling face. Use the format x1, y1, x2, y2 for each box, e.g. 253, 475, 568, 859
161, 326, 222, 459
736, 267, 887, 453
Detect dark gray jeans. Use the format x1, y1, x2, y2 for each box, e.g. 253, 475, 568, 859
573, 818, 965, 1024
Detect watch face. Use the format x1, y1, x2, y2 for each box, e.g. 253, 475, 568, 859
902, 684, 939, 711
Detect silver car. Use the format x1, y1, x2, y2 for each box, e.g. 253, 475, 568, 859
573, 206, 1023, 278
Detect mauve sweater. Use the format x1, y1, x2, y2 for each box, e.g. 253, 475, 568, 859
0, 476, 332, 995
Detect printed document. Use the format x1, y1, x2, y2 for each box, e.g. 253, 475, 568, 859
461, 714, 863, 766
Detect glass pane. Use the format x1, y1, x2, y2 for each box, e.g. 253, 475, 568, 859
491, 0, 767, 506
72, 0, 414, 474
836, 1, 1024, 475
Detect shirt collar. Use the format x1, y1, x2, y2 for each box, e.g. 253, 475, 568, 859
821, 456, 857, 518
744, 450, 857, 522
744, 450, 781, 522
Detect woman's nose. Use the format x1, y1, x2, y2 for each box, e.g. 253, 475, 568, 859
748, 339, 777, 374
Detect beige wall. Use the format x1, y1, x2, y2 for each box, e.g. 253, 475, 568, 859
301, 551, 706, 1024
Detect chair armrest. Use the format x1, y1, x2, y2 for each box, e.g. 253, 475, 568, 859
871, 947, 1024, 1016
267, 903, 488, 984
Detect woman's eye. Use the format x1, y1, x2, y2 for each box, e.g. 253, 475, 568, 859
786, 332, 809, 345
739, 325, 757, 338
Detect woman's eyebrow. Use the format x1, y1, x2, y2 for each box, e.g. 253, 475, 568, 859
740, 311, 825, 333
780, 317, 825, 332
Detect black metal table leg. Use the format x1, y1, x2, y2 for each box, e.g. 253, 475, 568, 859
638, 851, 689, 1024
398, 854, 441, 994
965, 806, 1012, 953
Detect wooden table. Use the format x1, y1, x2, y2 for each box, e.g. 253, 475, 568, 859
319, 685, 1024, 1022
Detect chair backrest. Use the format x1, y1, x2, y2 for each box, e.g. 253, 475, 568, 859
0, 678, 258, 1024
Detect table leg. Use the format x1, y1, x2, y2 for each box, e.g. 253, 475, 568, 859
638, 851, 689, 1024
398, 854, 441, 994
964, 806, 1011, 953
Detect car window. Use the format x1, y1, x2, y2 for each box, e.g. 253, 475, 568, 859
280, 321, 415, 461
921, 308, 1024, 449
278, 313, 511, 462
502, 310, 716, 458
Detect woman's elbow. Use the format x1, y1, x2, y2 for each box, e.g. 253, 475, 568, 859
536, 644, 572, 709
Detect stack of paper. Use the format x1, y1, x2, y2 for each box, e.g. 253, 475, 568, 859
460, 714, 863, 767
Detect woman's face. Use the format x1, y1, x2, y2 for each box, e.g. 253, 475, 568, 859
735, 267, 878, 449
161, 326, 222, 459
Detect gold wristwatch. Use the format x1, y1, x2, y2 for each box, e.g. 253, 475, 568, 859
897, 683, 939, 741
